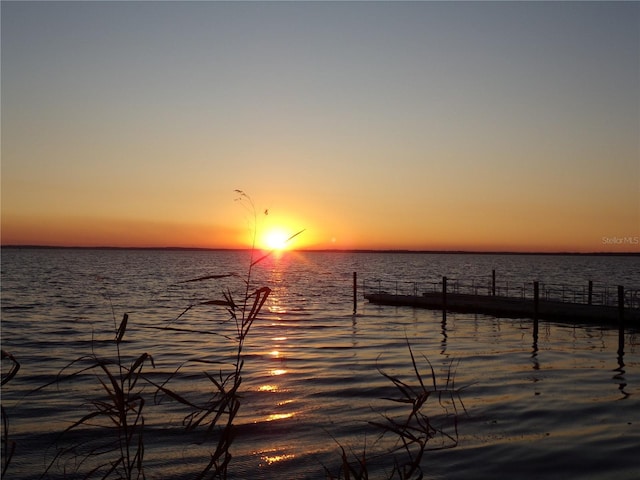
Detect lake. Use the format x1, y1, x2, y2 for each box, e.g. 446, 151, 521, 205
1, 248, 639, 479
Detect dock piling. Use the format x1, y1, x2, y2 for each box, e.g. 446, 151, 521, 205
533, 281, 540, 337
588, 280, 593, 306
618, 285, 624, 355
353, 272, 357, 314
442, 276, 448, 310
492, 269, 496, 296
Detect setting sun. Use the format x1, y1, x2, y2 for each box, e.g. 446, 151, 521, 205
262, 229, 290, 251
257, 226, 306, 251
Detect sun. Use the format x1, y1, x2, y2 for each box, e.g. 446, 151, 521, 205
261, 228, 291, 251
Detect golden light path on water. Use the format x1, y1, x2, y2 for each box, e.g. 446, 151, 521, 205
254, 329, 297, 425
252, 322, 298, 466
266, 413, 295, 422
257, 449, 296, 466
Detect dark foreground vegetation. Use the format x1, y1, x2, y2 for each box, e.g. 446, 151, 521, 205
1, 192, 465, 479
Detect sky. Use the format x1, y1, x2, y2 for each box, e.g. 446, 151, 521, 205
2, 1, 639, 252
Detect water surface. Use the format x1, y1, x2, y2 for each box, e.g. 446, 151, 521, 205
2, 249, 639, 479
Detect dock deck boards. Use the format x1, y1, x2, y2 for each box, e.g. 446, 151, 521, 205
364, 292, 640, 326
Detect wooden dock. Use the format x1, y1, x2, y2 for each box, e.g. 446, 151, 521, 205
359, 274, 640, 327
364, 291, 640, 326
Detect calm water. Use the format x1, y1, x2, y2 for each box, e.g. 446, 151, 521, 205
1, 248, 639, 479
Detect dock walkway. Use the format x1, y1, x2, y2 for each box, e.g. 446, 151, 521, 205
361, 275, 640, 327
365, 291, 640, 325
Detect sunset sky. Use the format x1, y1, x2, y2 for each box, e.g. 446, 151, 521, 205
2, 1, 639, 252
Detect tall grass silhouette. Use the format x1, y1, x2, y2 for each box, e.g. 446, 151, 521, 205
164, 190, 303, 478
1, 349, 20, 478
31, 190, 302, 479
35, 313, 155, 479
325, 341, 466, 480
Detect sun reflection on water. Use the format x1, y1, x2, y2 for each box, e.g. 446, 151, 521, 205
269, 304, 288, 315
257, 448, 296, 466
258, 384, 279, 392
254, 286, 298, 424
266, 413, 294, 421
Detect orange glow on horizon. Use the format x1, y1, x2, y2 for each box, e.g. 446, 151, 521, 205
0, 214, 243, 249
1, 210, 637, 253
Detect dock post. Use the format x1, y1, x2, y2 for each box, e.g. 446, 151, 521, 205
618, 285, 624, 355
533, 281, 540, 339
353, 272, 357, 314
492, 269, 496, 296
442, 276, 447, 321
442, 276, 447, 310
588, 280, 593, 305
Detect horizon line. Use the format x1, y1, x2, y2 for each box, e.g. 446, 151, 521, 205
2, 244, 639, 256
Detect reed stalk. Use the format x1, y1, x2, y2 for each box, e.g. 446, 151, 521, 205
325, 341, 466, 480
31, 190, 285, 479
1, 350, 20, 478
155, 190, 299, 479
35, 312, 154, 480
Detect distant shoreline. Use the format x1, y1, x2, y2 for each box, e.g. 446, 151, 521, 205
1, 245, 639, 256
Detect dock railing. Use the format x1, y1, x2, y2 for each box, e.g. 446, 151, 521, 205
362, 275, 640, 310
